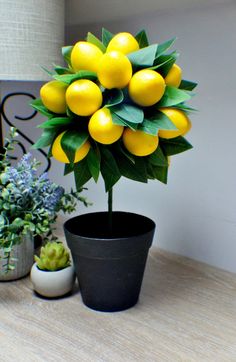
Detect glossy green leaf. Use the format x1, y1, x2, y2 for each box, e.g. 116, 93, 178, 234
128, 44, 158, 67
148, 163, 168, 184
114, 142, 135, 164
53, 65, 74, 75
148, 147, 168, 167
103, 89, 124, 108
30, 98, 54, 118
86, 147, 100, 182
135, 29, 149, 48
140, 111, 177, 135
74, 159, 91, 190
32, 129, 58, 149
157, 86, 192, 107
173, 103, 198, 113
62, 46, 73, 66
151, 51, 178, 76
61, 130, 89, 164
87, 32, 106, 52
160, 136, 193, 155
179, 79, 198, 91
100, 147, 121, 192
53, 70, 97, 84
115, 154, 147, 183
111, 103, 144, 124
38, 117, 74, 129
41, 66, 54, 77
156, 37, 176, 57
64, 163, 74, 176
102, 28, 114, 47
111, 112, 138, 131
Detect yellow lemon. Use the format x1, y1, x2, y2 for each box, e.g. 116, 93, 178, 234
165, 64, 182, 88
128, 69, 165, 107
88, 108, 124, 144
122, 129, 159, 156
52, 132, 90, 164
97, 51, 132, 89
40, 80, 67, 114
158, 108, 191, 139
66, 79, 102, 117
106, 32, 139, 54
70, 41, 103, 72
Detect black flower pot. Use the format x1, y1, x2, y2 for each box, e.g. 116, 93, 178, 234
64, 211, 155, 312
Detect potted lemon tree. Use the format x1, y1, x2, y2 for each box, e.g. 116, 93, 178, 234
31, 29, 197, 312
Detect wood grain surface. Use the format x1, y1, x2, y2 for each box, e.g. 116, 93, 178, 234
0, 227, 236, 361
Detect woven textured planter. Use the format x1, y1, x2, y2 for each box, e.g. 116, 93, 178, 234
0, 233, 34, 281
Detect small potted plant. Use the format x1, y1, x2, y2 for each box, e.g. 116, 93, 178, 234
30, 241, 75, 298
30, 29, 197, 311
0, 128, 89, 280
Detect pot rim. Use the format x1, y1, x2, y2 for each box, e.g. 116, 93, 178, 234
64, 211, 156, 242
32, 262, 74, 274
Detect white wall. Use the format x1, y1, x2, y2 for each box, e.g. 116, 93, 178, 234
2, 1, 236, 272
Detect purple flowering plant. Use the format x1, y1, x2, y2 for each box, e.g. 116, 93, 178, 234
0, 128, 89, 271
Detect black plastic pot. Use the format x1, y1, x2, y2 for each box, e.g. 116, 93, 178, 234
64, 211, 155, 312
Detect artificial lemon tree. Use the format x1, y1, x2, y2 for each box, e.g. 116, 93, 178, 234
31, 29, 197, 226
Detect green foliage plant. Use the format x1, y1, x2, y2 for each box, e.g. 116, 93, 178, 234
31, 29, 197, 230
0, 128, 89, 272
34, 241, 71, 271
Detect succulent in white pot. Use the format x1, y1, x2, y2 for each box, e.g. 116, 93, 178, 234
30, 241, 75, 298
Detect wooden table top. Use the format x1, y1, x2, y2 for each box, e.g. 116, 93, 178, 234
0, 246, 236, 362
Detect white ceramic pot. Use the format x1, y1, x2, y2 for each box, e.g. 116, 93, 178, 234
0, 232, 34, 281
30, 263, 75, 298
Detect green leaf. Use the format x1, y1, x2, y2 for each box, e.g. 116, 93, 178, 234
148, 163, 168, 184
157, 86, 192, 107
53, 70, 97, 84
156, 37, 176, 57
111, 103, 144, 124
179, 79, 198, 91
87, 32, 106, 52
38, 117, 74, 129
62, 46, 73, 66
111, 112, 138, 131
151, 52, 178, 76
86, 147, 100, 182
139, 119, 159, 135
61, 130, 89, 164
41, 66, 54, 77
135, 30, 149, 48
160, 136, 193, 156
74, 159, 91, 190
173, 103, 198, 113
32, 129, 58, 149
103, 89, 124, 108
115, 153, 147, 183
140, 110, 177, 135
128, 44, 158, 67
64, 163, 74, 176
148, 147, 168, 167
100, 147, 121, 192
114, 142, 135, 164
30, 98, 54, 118
53, 65, 74, 75
102, 28, 114, 47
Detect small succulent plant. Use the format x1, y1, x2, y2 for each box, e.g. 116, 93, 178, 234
35, 241, 71, 271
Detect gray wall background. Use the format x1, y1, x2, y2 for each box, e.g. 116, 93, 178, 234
2, 1, 236, 272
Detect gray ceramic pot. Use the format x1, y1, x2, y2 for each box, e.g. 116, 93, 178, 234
0, 232, 34, 281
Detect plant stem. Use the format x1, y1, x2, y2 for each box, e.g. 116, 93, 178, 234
108, 187, 113, 234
